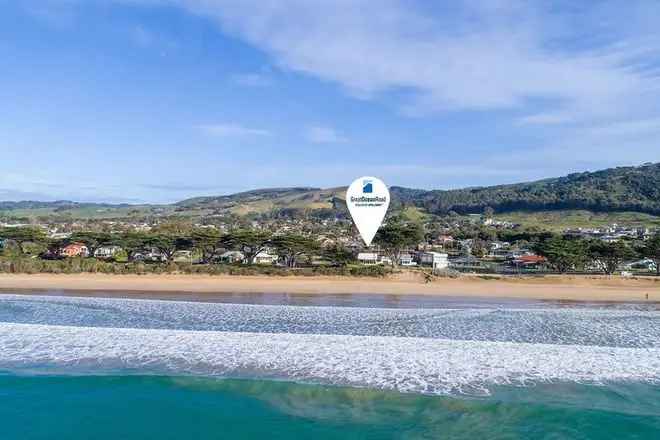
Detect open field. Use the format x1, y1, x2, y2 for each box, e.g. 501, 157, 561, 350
495, 210, 660, 231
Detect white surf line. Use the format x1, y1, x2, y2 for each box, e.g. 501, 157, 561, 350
1, 322, 658, 395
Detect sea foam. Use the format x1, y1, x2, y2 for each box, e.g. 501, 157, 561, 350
1, 322, 658, 395
1, 294, 659, 347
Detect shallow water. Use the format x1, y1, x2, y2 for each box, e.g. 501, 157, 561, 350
0, 293, 659, 438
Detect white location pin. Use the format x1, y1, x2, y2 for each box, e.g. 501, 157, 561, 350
346, 176, 390, 246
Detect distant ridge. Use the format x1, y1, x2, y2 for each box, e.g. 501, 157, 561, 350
1, 163, 659, 217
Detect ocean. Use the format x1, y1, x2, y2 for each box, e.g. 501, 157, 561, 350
0, 293, 658, 439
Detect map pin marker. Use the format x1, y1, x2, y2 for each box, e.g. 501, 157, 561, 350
346, 176, 390, 246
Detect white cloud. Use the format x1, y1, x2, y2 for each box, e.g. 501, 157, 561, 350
131, 0, 660, 126
304, 125, 346, 144
197, 123, 272, 137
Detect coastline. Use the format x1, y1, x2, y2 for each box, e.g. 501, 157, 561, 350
0, 272, 658, 302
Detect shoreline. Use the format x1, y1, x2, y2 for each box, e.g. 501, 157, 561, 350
0, 273, 658, 302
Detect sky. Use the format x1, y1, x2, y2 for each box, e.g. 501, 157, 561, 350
1, 0, 660, 203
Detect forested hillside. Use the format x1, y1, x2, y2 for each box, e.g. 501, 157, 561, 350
392, 162, 660, 215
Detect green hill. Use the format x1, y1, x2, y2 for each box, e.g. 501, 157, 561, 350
1, 163, 659, 222
392, 162, 660, 215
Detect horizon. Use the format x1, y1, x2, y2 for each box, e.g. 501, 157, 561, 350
1, 160, 658, 206
3, 1, 660, 203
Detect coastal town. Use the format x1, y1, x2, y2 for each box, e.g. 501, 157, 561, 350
1, 209, 658, 277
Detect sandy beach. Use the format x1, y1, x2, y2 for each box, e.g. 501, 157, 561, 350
0, 272, 658, 302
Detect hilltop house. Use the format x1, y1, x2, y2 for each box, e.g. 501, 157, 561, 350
60, 243, 89, 258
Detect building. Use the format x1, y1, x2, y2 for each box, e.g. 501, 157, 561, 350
218, 250, 245, 264
624, 259, 658, 273
357, 252, 379, 265
131, 248, 167, 263
418, 251, 449, 270
399, 253, 417, 266
253, 251, 278, 265
172, 250, 201, 264
60, 243, 89, 258
449, 255, 486, 271
509, 255, 547, 269
94, 245, 122, 260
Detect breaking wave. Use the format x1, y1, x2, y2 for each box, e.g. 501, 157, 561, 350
1, 322, 659, 395
0, 295, 659, 395
0, 294, 659, 347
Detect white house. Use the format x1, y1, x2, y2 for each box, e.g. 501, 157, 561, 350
254, 251, 278, 265
94, 245, 122, 259
357, 252, 379, 265
399, 253, 417, 266
418, 251, 448, 270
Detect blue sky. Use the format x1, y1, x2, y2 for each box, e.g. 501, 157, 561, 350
1, 0, 660, 203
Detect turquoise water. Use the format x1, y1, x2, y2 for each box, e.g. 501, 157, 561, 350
0, 293, 659, 439
2, 375, 659, 439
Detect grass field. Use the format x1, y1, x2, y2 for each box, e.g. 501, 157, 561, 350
494, 210, 660, 231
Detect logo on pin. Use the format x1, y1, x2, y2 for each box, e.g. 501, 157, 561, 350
346, 176, 390, 246
362, 180, 373, 193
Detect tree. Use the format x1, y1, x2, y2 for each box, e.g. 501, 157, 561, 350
0, 227, 46, 246
322, 244, 355, 266
641, 233, 660, 276
471, 238, 488, 258
144, 234, 191, 260
373, 219, 423, 266
536, 236, 588, 273
483, 206, 495, 218
112, 232, 150, 259
587, 240, 634, 275
191, 229, 222, 263
271, 234, 319, 267
0, 227, 47, 257
220, 230, 272, 264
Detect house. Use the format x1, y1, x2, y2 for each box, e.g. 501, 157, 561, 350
94, 245, 122, 260
624, 259, 658, 272
218, 250, 245, 264
434, 235, 455, 247
509, 255, 547, 269
357, 252, 379, 265
172, 250, 201, 264
254, 251, 278, 265
131, 248, 167, 263
399, 253, 417, 266
60, 243, 89, 258
449, 255, 486, 270
418, 251, 449, 270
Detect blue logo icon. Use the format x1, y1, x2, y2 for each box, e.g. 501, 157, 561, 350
362, 180, 373, 193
